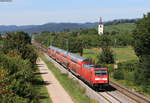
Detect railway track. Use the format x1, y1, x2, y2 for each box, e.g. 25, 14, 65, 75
110, 81, 150, 103
32, 41, 150, 103
98, 92, 122, 103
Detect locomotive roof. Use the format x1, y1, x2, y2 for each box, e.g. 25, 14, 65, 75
49, 46, 88, 62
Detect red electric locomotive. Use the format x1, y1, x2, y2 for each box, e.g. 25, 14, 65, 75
48, 46, 109, 89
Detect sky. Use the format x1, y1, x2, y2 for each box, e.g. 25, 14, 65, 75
0, 0, 150, 25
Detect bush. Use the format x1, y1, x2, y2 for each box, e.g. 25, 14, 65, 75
124, 71, 135, 82
19, 44, 38, 66
142, 85, 150, 94
116, 61, 140, 84
0, 54, 38, 102
0, 94, 28, 103
118, 60, 138, 72
113, 70, 124, 80
134, 56, 150, 86
0, 31, 39, 102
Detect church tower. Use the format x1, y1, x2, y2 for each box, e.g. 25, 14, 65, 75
98, 17, 104, 35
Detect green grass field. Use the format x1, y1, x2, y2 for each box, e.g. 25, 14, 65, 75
82, 46, 138, 63
112, 47, 138, 62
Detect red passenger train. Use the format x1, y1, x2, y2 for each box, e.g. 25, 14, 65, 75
48, 46, 109, 89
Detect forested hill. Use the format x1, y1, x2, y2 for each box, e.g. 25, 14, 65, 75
104, 23, 136, 34
0, 23, 97, 34
0, 19, 137, 34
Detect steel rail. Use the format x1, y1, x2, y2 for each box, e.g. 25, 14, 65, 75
110, 81, 150, 103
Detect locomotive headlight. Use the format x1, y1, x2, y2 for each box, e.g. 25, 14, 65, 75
95, 78, 107, 80
102, 78, 107, 80
95, 78, 101, 80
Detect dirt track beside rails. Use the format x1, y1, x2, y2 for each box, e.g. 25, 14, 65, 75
37, 58, 74, 103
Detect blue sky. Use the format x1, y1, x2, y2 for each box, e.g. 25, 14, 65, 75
0, 0, 150, 25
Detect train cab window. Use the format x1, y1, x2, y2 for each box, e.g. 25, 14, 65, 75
95, 70, 107, 76
83, 64, 94, 69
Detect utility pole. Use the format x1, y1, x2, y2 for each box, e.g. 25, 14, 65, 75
51, 38, 53, 46
66, 39, 69, 52
47, 38, 49, 47
49, 34, 51, 46
114, 38, 118, 71
114, 38, 117, 48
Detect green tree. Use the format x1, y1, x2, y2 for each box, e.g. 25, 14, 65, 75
0, 31, 39, 102
0, 34, 2, 40
68, 37, 83, 56
97, 36, 115, 64
97, 47, 115, 64
132, 13, 150, 86
2, 31, 37, 65
3, 31, 31, 53
133, 13, 150, 57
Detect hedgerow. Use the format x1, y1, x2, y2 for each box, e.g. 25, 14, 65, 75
0, 31, 39, 103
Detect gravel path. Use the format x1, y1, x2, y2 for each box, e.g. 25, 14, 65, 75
37, 58, 74, 103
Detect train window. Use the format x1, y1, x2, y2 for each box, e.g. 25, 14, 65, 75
63, 54, 68, 58
95, 70, 107, 76
71, 59, 77, 63
94, 65, 102, 68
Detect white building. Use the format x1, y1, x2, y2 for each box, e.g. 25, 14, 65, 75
98, 17, 104, 35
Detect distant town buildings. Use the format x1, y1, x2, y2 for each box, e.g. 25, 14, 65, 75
98, 17, 104, 35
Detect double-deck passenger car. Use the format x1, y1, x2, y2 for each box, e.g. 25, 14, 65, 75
48, 46, 109, 89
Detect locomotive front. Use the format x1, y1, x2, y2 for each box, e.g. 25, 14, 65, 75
91, 65, 109, 88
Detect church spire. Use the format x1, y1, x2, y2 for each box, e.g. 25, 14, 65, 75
98, 17, 104, 35
99, 17, 103, 24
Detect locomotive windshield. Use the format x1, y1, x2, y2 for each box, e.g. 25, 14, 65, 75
83, 64, 94, 69
83, 64, 103, 69
95, 70, 107, 76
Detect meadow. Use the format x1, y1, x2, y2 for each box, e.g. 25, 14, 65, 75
82, 46, 138, 63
